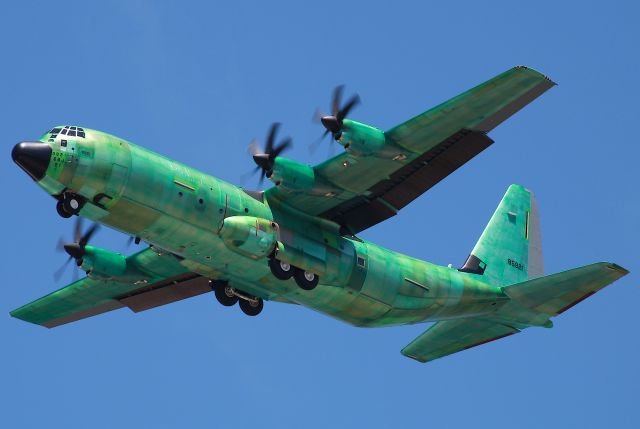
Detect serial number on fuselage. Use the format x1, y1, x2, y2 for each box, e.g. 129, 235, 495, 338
507, 258, 525, 271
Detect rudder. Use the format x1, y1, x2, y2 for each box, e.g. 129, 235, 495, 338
460, 184, 543, 286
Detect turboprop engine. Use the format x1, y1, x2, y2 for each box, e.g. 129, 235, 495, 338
219, 216, 278, 259
80, 246, 127, 279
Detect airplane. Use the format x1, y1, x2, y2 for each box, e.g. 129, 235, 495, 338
10, 66, 629, 363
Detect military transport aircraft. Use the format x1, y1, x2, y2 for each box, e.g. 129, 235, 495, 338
10, 66, 628, 363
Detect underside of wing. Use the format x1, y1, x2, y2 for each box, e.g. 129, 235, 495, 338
401, 318, 520, 363
10, 248, 212, 328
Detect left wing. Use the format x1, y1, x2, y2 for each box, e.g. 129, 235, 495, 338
267, 66, 555, 233
401, 318, 520, 363
10, 248, 211, 328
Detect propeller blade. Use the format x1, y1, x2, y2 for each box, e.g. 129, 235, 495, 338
308, 130, 330, 154
271, 137, 292, 158
74, 217, 83, 243
265, 123, 280, 154
54, 255, 73, 282
56, 237, 66, 253
79, 223, 100, 248
338, 94, 360, 121
331, 85, 344, 117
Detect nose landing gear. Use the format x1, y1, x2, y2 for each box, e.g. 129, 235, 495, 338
56, 192, 86, 218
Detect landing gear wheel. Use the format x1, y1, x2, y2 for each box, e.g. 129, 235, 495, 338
239, 297, 263, 316
62, 194, 83, 215
269, 258, 294, 280
56, 200, 73, 218
294, 269, 319, 291
214, 284, 238, 306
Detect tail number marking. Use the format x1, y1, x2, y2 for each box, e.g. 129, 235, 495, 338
507, 258, 524, 271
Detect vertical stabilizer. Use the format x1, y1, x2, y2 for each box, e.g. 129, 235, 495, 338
460, 184, 543, 286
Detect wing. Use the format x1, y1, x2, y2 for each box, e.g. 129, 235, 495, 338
10, 247, 212, 328
268, 66, 555, 233
401, 318, 520, 363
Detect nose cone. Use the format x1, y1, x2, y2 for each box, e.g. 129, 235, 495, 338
12, 142, 52, 181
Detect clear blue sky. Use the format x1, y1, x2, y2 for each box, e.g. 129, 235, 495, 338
1, 1, 638, 427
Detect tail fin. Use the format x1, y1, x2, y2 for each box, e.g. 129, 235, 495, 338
460, 184, 543, 286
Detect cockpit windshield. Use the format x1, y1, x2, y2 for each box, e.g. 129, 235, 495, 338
48, 126, 85, 138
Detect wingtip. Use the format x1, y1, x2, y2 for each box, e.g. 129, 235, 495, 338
605, 262, 630, 276
512, 65, 557, 86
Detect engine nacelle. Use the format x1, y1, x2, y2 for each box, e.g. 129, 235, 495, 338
338, 119, 385, 155
268, 157, 315, 191
219, 216, 278, 259
81, 246, 127, 279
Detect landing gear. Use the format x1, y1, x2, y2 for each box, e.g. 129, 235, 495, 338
294, 269, 319, 290
269, 258, 294, 280
56, 192, 85, 218
211, 281, 263, 316
269, 257, 319, 291
239, 296, 264, 316
213, 282, 238, 306
56, 200, 73, 218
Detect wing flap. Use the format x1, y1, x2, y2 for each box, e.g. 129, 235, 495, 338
401, 318, 520, 363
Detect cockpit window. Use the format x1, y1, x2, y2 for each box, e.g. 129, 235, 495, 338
53, 126, 85, 138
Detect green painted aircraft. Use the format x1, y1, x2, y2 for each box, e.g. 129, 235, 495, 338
10, 66, 628, 363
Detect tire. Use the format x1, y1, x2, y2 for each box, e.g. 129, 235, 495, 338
294, 269, 319, 291
56, 200, 73, 218
269, 258, 294, 280
239, 297, 263, 316
214, 284, 238, 306
62, 195, 82, 215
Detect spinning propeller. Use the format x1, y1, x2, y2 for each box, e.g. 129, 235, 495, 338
311, 85, 360, 153
248, 123, 292, 184
54, 217, 100, 281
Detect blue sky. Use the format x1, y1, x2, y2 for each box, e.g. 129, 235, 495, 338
1, 1, 638, 427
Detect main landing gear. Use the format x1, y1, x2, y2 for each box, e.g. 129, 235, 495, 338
56, 192, 85, 218
268, 258, 319, 291
212, 281, 263, 316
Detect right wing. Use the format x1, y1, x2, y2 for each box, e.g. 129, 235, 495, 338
10, 247, 212, 328
267, 66, 555, 233
401, 318, 520, 363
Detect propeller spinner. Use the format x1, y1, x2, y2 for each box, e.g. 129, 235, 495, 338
315, 85, 360, 138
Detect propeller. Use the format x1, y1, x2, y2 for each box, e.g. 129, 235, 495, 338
248, 123, 292, 184
54, 217, 100, 281
311, 85, 360, 152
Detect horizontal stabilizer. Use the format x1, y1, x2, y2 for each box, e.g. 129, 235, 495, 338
401, 318, 519, 363
502, 262, 628, 317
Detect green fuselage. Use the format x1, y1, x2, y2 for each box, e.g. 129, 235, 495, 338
30, 127, 505, 327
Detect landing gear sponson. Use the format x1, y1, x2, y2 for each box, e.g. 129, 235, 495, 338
268, 258, 319, 290
211, 281, 263, 316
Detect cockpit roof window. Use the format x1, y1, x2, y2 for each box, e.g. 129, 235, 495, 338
53, 126, 85, 138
